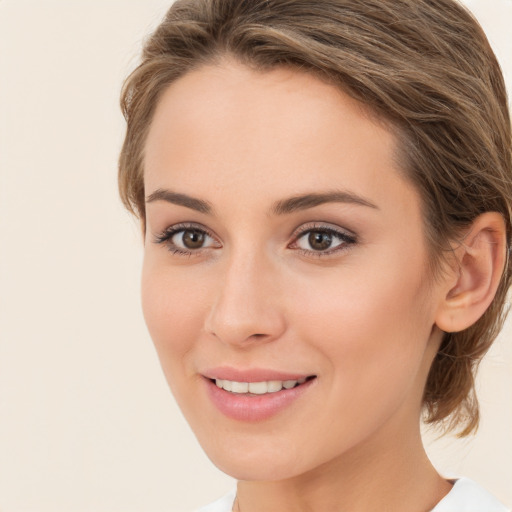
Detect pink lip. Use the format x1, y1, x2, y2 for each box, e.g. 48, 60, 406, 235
202, 366, 311, 382
201, 368, 317, 422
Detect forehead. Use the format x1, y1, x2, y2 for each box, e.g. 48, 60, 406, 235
143, 60, 417, 219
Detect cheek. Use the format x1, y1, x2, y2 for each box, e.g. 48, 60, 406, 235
141, 260, 208, 372
294, 250, 433, 402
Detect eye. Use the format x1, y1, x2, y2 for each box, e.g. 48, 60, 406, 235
291, 223, 357, 256
154, 223, 220, 255
173, 229, 210, 250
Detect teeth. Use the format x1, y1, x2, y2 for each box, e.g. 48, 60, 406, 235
267, 380, 283, 392
214, 378, 307, 394
248, 381, 267, 394
231, 381, 249, 393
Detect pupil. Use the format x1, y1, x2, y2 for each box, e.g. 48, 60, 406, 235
183, 230, 205, 249
309, 231, 332, 250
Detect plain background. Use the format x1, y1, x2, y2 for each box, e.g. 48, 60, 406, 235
0, 1, 511, 511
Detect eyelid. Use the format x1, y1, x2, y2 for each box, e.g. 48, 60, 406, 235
289, 222, 358, 256
153, 222, 221, 255
290, 221, 357, 241
152, 221, 357, 258
153, 222, 213, 242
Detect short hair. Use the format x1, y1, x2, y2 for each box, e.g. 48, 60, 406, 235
119, 0, 512, 436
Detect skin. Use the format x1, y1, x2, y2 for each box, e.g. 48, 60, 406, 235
141, 60, 460, 512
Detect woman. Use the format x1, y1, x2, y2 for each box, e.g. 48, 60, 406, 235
118, 0, 512, 510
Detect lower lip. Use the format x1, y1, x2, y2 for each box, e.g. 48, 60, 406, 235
204, 377, 316, 422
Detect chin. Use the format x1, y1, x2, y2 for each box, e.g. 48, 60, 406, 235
194, 428, 311, 482
211, 454, 304, 482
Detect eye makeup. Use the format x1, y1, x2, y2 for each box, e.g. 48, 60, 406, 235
289, 222, 358, 258
154, 222, 220, 257
153, 220, 358, 259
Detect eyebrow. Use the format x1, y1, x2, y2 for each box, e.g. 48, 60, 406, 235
270, 190, 378, 215
145, 188, 378, 215
146, 189, 213, 215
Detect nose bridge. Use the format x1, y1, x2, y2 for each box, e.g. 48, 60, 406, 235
204, 244, 285, 346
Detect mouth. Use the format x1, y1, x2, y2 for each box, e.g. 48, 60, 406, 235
209, 375, 316, 396
202, 372, 318, 422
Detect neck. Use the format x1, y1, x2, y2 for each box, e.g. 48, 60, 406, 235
235, 420, 452, 512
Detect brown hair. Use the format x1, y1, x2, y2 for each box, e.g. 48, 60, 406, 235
119, 0, 512, 436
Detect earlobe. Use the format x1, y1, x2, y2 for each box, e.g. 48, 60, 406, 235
435, 212, 507, 333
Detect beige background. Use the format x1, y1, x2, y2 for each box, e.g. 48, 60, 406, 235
0, 1, 511, 511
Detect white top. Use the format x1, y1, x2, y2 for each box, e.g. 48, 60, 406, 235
196, 478, 510, 512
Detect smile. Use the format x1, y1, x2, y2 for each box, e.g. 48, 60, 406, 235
204, 374, 317, 422
214, 377, 309, 395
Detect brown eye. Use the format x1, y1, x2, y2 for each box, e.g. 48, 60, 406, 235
293, 225, 356, 256
179, 229, 206, 249
308, 231, 333, 251
154, 224, 220, 255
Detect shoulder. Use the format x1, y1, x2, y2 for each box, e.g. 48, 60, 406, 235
194, 488, 236, 512
432, 477, 510, 512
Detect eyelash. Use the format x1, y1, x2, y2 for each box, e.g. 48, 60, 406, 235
154, 223, 218, 257
291, 223, 357, 258
153, 222, 357, 258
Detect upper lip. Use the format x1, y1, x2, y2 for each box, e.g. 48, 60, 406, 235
202, 366, 314, 382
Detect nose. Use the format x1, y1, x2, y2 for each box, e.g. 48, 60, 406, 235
204, 249, 287, 347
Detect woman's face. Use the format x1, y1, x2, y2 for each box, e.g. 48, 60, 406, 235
142, 61, 448, 481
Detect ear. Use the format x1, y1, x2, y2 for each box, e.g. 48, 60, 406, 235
435, 212, 508, 333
